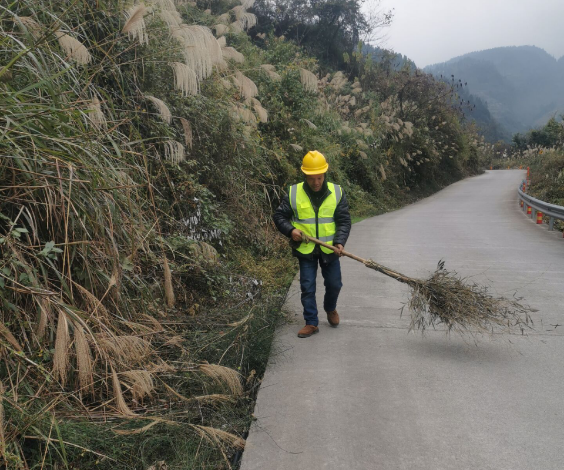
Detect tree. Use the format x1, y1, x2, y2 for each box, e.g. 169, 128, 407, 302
253, 0, 392, 69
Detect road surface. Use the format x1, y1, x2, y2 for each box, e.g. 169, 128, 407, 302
241, 170, 564, 470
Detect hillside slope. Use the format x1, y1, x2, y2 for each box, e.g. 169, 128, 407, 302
425, 46, 564, 135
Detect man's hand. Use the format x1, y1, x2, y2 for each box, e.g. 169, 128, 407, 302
291, 229, 304, 242
334, 244, 344, 257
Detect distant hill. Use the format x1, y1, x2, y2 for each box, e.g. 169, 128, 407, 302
425, 46, 564, 136
364, 45, 508, 141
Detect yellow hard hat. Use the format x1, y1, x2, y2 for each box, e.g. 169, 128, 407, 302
301, 150, 328, 175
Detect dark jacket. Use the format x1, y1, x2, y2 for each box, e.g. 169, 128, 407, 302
273, 180, 352, 262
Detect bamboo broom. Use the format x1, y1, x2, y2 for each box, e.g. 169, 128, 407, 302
303, 235, 534, 336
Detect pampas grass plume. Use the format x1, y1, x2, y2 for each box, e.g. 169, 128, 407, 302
123, 4, 149, 45
235, 72, 257, 99
17, 16, 42, 39
163, 255, 175, 306
0, 322, 22, 351
56, 31, 92, 65
145, 95, 172, 123
191, 425, 245, 449
170, 62, 199, 96
252, 98, 268, 123
222, 46, 244, 64
199, 363, 243, 395
214, 24, 229, 37
179, 118, 193, 148
0, 382, 5, 459
261, 64, 281, 80
88, 97, 106, 128
53, 310, 70, 386
121, 370, 154, 401
300, 68, 318, 93
111, 368, 136, 416
74, 324, 94, 394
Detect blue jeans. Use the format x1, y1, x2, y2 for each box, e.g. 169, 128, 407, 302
298, 256, 342, 326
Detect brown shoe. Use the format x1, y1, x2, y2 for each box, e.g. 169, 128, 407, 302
326, 310, 340, 327
297, 325, 319, 338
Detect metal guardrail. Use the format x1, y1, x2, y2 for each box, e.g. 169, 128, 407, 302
518, 179, 564, 231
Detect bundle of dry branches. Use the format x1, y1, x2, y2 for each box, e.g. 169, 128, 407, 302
304, 236, 534, 337
365, 259, 534, 335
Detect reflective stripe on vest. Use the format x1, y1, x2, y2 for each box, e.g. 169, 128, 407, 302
289, 182, 343, 255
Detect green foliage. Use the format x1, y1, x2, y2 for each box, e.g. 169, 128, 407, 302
513, 117, 564, 150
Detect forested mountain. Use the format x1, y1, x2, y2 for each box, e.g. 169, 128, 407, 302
361, 45, 507, 142
425, 46, 564, 136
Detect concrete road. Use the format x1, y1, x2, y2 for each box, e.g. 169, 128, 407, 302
241, 171, 564, 470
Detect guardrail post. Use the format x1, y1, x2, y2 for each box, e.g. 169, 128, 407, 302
518, 181, 564, 233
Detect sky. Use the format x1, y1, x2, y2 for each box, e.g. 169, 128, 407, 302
366, 0, 564, 68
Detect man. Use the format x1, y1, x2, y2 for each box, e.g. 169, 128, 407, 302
274, 150, 351, 338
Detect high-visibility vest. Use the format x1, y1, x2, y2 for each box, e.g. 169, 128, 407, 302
289, 182, 342, 254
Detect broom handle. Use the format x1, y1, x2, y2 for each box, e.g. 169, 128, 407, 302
304, 235, 415, 286
303, 236, 367, 263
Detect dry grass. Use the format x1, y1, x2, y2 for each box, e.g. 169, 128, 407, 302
73, 281, 109, 318
98, 335, 153, 366
191, 424, 245, 450
199, 363, 243, 396
121, 370, 155, 401
0, 322, 22, 352
111, 368, 136, 416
